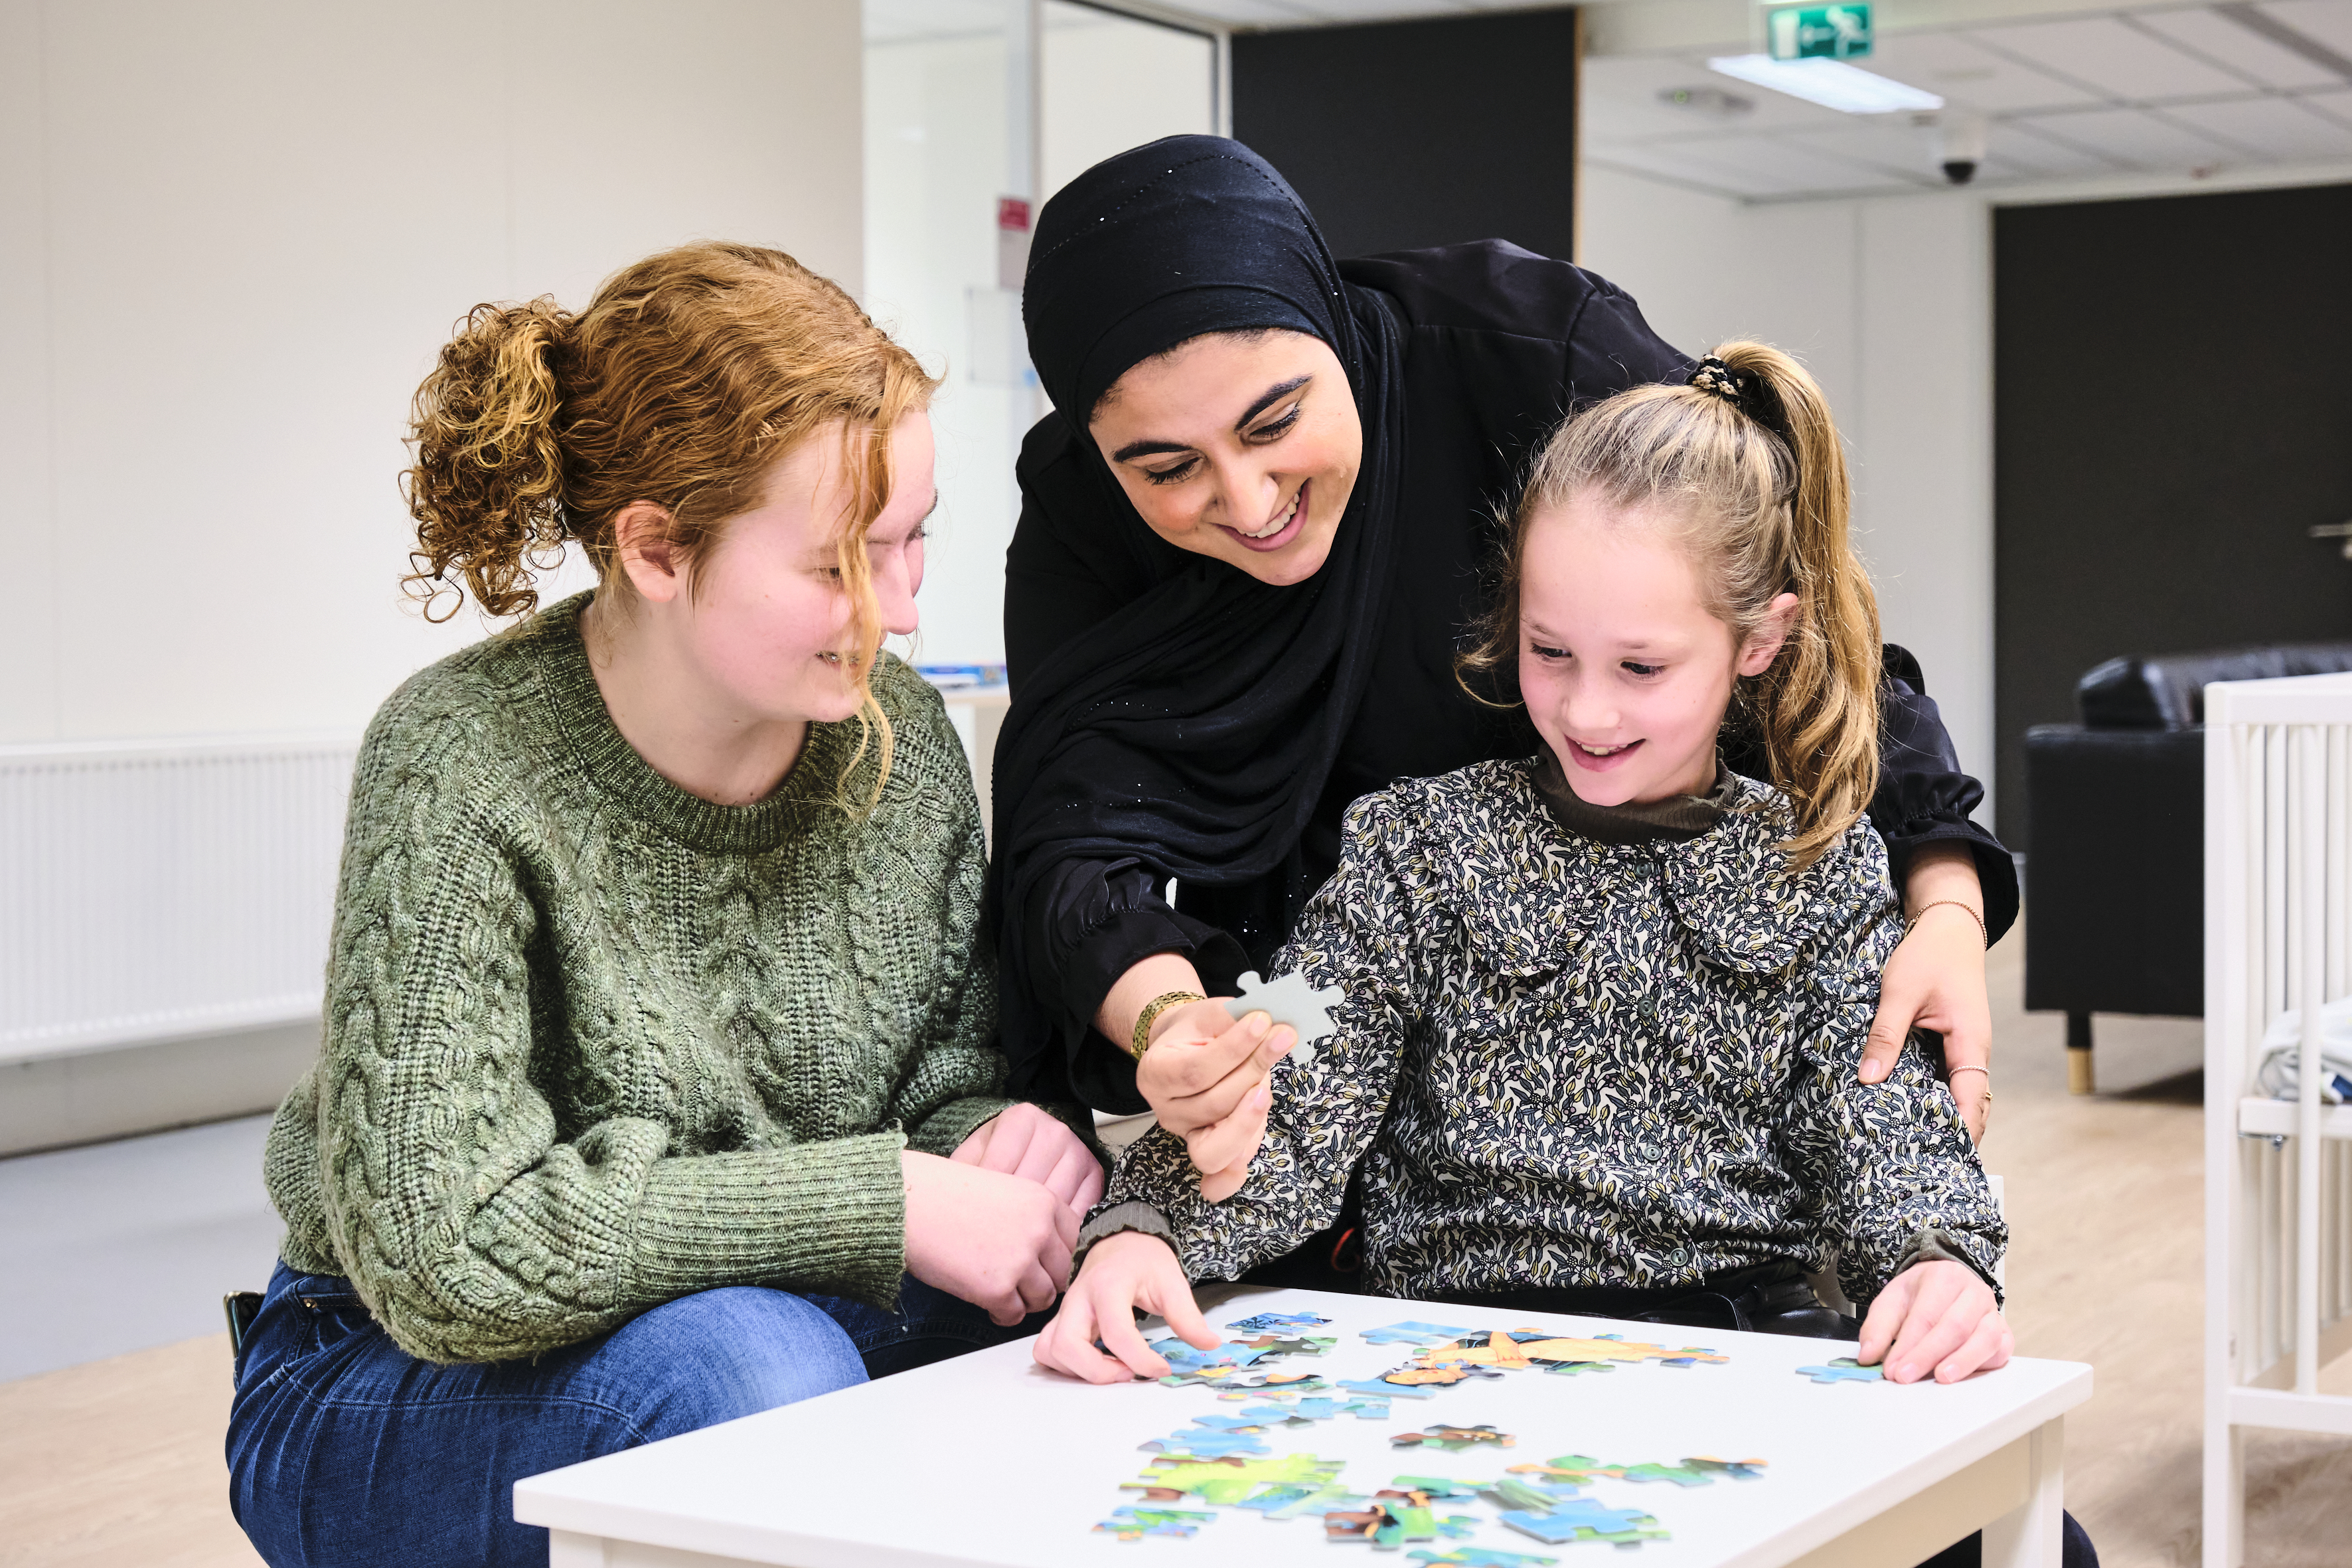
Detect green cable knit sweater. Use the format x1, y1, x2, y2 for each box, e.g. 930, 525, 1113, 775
264, 593, 1014, 1364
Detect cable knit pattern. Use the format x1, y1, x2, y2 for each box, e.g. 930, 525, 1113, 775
263, 593, 1013, 1364
1102, 758, 2004, 1306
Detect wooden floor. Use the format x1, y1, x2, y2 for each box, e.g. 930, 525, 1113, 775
1, 935, 2344, 1567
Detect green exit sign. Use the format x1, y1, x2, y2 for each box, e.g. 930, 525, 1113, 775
1768, 3, 1873, 61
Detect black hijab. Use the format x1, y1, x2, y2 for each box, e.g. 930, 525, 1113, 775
988, 136, 1407, 1084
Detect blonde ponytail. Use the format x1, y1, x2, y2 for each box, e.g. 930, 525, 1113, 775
1456, 341, 1882, 870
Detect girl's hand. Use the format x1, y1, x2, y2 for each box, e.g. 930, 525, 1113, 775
1857, 1259, 2012, 1384
902, 1150, 1079, 1327
1863, 845, 1991, 1142
1139, 1004, 1292, 1198
951, 1103, 1106, 1221
1032, 1230, 1215, 1384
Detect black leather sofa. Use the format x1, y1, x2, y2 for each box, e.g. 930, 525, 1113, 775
2023, 642, 2352, 1092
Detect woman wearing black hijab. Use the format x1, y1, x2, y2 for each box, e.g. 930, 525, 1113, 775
993, 136, 2009, 1190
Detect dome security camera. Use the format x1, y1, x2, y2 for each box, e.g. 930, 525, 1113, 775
1934, 112, 1987, 186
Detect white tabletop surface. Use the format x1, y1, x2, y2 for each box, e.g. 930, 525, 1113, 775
515, 1285, 2090, 1568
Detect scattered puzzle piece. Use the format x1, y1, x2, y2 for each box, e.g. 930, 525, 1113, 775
1094, 1506, 1216, 1541
1339, 1377, 1437, 1400
1233, 968, 1344, 1061
1393, 1423, 1518, 1453
1360, 1321, 1472, 1346
1409, 1550, 1562, 1568
1796, 1358, 1885, 1385
1500, 1498, 1668, 1547
1686, 1456, 1768, 1481
1127, 1452, 1346, 1506
1225, 1310, 1333, 1332
1416, 1333, 1726, 1372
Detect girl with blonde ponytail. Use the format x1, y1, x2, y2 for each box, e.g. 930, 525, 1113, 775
228, 244, 1104, 1568
1045, 347, 2079, 1567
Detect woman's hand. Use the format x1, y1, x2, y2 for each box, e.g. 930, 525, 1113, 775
1856, 1259, 2012, 1384
1140, 1003, 1293, 1199
951, 1103, 1106, 1221
901, 1150, 1079, 1327
1863, 844, 1992, 1142
1032, 1230, 1215, 1383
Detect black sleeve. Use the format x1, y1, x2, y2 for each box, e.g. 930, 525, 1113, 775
1723, 643, 2015, 944
1871, 645, 2019, 945
1022, 858, 1251, 1115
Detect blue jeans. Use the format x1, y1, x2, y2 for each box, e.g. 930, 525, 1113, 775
226, 1261, 1036, 1568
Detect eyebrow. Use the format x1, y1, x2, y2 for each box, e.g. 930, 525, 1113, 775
1109, 374, 1314, 465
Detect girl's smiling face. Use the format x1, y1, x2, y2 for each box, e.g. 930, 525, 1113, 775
1519, 491, 1798, 807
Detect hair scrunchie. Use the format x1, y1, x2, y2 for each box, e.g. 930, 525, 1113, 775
1688, 354, 1745, 404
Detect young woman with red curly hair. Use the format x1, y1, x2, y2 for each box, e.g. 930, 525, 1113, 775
224, 243, 1101, 1568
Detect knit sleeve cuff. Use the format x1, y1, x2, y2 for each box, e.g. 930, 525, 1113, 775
906, 1096, 1016, 1158
1073, 1200, 1181, 1277
632, 1134, 908, 1309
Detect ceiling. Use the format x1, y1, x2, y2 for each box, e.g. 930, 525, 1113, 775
1584, 1, 2352, 198
1109, 0, 2352, 199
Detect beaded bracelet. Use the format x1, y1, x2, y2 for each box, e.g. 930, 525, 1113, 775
1130, 990, 1207, 1059
1905, 899, 1988, 949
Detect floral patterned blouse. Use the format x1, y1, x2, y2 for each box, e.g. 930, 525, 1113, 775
1101, 757, 2005, 1304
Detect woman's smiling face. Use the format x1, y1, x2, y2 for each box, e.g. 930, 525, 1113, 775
1086, 329, 1362, 588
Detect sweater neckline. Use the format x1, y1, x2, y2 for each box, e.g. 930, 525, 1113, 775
530, 592, 852, 854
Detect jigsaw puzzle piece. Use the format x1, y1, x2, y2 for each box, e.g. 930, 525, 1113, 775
1093, 1505, 1216, 1541
1360, 1320, 1472, 1346
1408, 1550, 1563, 1568
1686, 1455, 1768, 1480
1340, 1377, 1437, 1400
1796, 1358, 1885, 1384
1225, 1310, 1335, 1332
1232, 968, 1345, 1061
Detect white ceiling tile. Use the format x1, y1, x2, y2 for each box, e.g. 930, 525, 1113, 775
1580, 142, 1763, 199
2161, 92, 2352, 157
2258, 1, 2352, 59
1863, 30, 2104, 113
2135, 7, 2348, 89
1269, 0, 1466, 20
2294, 83, 2352, 121
2014, 105, 2244, 168
1778, 121, 1946, 185
1966, 15, 2258, 100
1984, 119, 2122, 177
1659, 132, 1916, 196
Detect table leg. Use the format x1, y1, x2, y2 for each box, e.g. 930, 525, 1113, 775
548, 1529, 608, 1567
1978, 1417, 2064, 1568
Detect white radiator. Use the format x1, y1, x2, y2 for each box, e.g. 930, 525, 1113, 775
0, 733, 360, 1064
2203, 672, 2352, 1568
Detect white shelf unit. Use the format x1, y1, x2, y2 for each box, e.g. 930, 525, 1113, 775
2203, 672, 2352, 1568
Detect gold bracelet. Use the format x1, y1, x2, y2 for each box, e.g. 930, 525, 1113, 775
1905, 899, 1988, 949
1130, 990, 1207, 1059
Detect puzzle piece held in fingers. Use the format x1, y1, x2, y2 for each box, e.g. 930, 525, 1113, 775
1233, 969, 1344, 1062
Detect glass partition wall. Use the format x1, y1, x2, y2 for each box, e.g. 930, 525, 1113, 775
864, 0, 1219, 670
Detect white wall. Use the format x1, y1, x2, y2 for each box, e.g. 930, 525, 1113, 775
0, 0, 865, 747
1580, 165, 1996, 823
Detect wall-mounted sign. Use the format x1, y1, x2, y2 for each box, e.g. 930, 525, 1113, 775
1768, 4, 1872, 62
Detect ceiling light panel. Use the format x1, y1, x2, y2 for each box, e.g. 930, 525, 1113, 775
1863, 31, 2102, 113
2015, 106, 2246, 167
2260, 1, 2352, 60
1966, 16, 2255, 100
1707, 54, 1944, 114
2138, 7, 2348, 88
1585, 53, 1849, 134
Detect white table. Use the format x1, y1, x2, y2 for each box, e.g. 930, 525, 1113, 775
516, 1285, 2089, 1568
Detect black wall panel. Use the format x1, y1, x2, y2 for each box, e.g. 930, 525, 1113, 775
1231, 8, 1579, 262
1993, 183, 2352, 846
